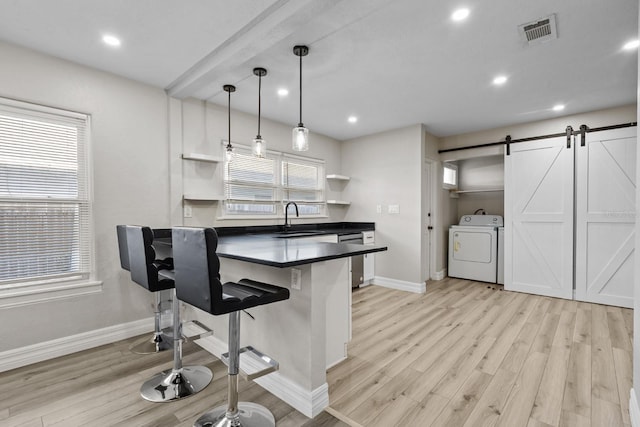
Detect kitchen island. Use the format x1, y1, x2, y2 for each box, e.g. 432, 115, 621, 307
177, 224, 387, 418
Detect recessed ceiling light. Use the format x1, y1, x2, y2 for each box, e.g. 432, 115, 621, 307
451, 8, 470, 22
277, 88, 289, 97
623, 39, 640, 50
492, 75, 508, 85
102, 34, 121, 47
348, 116, 358, 123
552, 104, 565, 112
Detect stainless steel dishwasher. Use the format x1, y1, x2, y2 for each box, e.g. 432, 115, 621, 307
338, 233, 363, 288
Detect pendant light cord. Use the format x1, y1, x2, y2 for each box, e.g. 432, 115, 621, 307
257, 73, 262, 138
298, 52, 303, 127
228, 89, 231, 146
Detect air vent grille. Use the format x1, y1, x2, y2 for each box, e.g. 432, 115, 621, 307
518, 14, 557, 46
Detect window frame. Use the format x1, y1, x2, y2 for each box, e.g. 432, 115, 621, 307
221, 143, 326, 219
0, 97, 100, 308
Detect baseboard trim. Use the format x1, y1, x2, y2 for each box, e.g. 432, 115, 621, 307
186, 328, 329, 418
630, 388, 640, 427
373, 276, 426, 293
0, 317, 154, 373
432, 269, 446, 281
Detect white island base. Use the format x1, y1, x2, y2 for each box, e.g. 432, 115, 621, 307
183, 256, 351, 418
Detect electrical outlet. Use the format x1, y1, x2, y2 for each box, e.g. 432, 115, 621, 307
183, 205, 192, 218
388, 204, 400, 214
291, 268, 301, 290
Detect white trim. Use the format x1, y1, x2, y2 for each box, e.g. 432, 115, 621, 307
185, 327, 329, 418
373, 276, 426, 293
0, 317, 154, 373
630, 388, 640, 427
432, 269, 446, 281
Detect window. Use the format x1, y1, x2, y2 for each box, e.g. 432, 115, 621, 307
282, 156, 324, 215
443, 162, 458, 189
223, 144, 325, 217
0, 98, 93, 291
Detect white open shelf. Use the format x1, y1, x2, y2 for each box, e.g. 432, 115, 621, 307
183, 193, 225, 201
182, 153, 222, 163
326, 174, 350, 181
327, 200, 351, 205
451, 188, 504, 194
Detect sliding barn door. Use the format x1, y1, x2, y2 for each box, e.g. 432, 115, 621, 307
575, 127, 636, 308
504, 136, 574, 299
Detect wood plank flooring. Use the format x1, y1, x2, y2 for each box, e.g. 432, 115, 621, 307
0, 278, 633, 426
327, 279, 633, 427
0, 334, 347, 426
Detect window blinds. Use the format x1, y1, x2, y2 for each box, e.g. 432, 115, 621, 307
223, 146, 325, 216
0, 100, 91, 284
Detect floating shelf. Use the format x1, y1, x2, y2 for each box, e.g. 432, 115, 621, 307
326, 174, 350, 181
183, 193, 225, 201
327, 200, 351, 205
451, 188, 504, 194
182, 153, 222, 163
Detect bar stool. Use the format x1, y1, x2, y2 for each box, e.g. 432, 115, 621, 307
126, 225, 213, 402
171, 226, 290, 427
116, 225, 174, 354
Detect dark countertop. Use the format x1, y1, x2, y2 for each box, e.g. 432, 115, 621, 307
217, 234, 387, 268
155, 223, 386, 268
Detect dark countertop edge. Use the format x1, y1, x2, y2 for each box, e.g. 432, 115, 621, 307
214, 222, 375, 237
218, 245, 388, 268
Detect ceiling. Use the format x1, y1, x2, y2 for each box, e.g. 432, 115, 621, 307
0, 0, 637, 141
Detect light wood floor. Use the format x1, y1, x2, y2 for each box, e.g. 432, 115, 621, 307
0, 333, 347, 426
0, 279, 633, 427
327, 279, 633, 427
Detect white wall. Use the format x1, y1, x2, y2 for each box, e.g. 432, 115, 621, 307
170, 98, 345, 227
341, 124, 426, 286
0, 41, 170, 352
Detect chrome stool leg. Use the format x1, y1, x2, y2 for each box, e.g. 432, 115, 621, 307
194, 311, 275, 427
130, 292, 172, 354
141, 290, 212, 402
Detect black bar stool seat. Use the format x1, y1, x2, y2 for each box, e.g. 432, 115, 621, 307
172, 227, 289, 427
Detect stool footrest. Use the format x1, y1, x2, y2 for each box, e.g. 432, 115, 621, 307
221, 346, 279, 381
182, 320, 214, 342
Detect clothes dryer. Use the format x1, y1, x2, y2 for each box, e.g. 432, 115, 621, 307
448, 215, 503, 283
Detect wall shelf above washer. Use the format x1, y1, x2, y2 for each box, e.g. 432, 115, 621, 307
326, 174, 350, 181
326, 200, 351, 205
182, 153, 222, 163
451, 188, 504, 194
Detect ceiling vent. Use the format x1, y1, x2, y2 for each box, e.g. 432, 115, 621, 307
518, 14, 558, 46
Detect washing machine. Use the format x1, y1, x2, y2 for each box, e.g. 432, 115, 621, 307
448, 215, 503, 283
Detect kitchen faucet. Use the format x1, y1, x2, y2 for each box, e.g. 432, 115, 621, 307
284, 201, 299, 229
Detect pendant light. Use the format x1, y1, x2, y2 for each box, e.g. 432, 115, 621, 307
223, 84, 235, 162
252, 67, 267, 157
292, 45, 309, 151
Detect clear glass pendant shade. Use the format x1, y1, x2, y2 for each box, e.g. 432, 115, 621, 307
252, 137, 266, 158
225, 144, 234, 162
292, 126, 309, 151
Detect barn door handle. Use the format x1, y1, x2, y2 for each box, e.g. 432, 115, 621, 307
505, 135, 511, 156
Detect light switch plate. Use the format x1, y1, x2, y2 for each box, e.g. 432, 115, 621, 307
388, 204, 400, 214
183, 205, 193, 218
376, 204, 382, 214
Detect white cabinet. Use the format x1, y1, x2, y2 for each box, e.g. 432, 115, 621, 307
362, 231, 375, 284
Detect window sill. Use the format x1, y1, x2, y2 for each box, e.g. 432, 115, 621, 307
0, 278, 103, 309
216, 214, 329, 221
